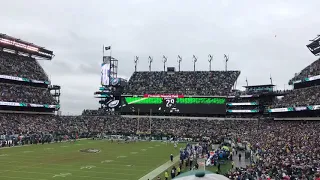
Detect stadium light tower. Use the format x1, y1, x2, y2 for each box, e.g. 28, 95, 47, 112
192, 55, 198, 71
224, 54, 229, 71
134, 56, 139, 72
162, 55, 167, 71
177, 55, 182, 72
208, 54, 213, 71
148, 56, 153, 71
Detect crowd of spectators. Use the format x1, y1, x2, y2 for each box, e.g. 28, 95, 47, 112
290, 58, 320, 83
82, 109, 118, 116
0, 114, 320, 179
0, 51, 49, 81
271, 85, 320, 108
124, 71, 240, 96
0, 83, 56, 104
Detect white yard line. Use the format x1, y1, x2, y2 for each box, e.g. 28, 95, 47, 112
138, 155, 180, 180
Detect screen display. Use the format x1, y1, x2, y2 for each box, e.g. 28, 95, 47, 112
101, 63, 110, 86
119, 96, 226, 114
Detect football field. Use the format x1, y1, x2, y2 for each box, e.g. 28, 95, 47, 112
0, 140, 182, 180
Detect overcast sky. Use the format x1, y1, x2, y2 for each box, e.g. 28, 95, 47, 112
1, 0, 319, 114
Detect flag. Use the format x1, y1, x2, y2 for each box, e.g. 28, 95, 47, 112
105, 46, 111, 51
224, 54, 228, 62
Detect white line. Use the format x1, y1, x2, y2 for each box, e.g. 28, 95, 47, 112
138, 155, 180, 180
0, 170, 130, 180
0, 175, 47, 180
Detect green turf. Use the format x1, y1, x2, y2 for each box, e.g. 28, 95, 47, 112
0, 140, 182, 180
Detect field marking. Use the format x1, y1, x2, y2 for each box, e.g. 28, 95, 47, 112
130, 152, 138, 154
44, 148, 54, 150
117, 155, 127, 158
60, 146, 69, 148
0, 145, 31, 150
141, 149, 147, 151
101, 160, 114, 163
125, 165, 132, 167
2, 170, 129, 179
155, 145, 160, 147
5, 160, 151, 168
148, 147, 154, 149
80, 165, 96, 170
1, 162, 147, 173
0, 175, 47, 180
138, 155, 180, 180
0, 154, 9, 157
53, 173, 72, 178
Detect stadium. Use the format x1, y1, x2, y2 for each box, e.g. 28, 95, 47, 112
1, 32, 320, 180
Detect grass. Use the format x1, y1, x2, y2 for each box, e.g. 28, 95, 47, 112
0, 139, 182, 180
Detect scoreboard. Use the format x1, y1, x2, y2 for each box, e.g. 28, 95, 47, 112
119, 94, 226, 115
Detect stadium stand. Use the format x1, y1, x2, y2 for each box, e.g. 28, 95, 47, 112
290, 58, 320, 83
271, 85, 320, 108
0, 83, 56, 104
0, 51, 49, 81
1, 114, 320, 179
0, 51, 57, 105
123, 71, 240, 95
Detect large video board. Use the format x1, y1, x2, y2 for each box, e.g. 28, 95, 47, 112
119, 95, 226, 115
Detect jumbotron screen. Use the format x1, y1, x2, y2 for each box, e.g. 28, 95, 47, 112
119, 95, 226, 114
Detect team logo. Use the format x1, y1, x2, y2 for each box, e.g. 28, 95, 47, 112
79, 148, 101, 153
108, 100, 120, 108
111, 78, 119, 86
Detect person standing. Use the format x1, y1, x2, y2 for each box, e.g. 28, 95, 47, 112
238, 153, 241, 161
189, 154, 194, 170
164, 171, 169, 180
177, 166, 181, 176
170, 154, 173, 162
171, 166, 176, 179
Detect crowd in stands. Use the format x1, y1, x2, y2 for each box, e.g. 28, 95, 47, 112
271, 85, 320, 108
124, 71, 240, 95
290, 58, 320, 83
82, 109, 118, 116
0, 83, 56, 104
0, 114, 320, 179
0, 51, 49, 81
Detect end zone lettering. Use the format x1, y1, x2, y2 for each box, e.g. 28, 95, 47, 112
144, 94, 184, 98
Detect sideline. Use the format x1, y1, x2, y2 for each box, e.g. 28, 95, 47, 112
138, 155, 179, 180
0, 138, 88, 150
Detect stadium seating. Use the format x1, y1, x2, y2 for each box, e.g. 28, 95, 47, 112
0, 83, 56, 104
124, 71, 240, 95
0, 51, 49, 81
271, 85, 320, 108
0, 114, 320, 179
290, 58, 320, 83
0, 51, 56, 106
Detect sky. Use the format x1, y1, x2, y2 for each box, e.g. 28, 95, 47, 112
1, 0, 319, 115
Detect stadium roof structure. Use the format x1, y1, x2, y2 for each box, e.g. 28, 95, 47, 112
0, 33, 54, 60
243, 84, 275, 88
306, 35, 320, 56
0, 33, 45, 49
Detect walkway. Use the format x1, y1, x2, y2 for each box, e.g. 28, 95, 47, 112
138, 155, 179, 180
